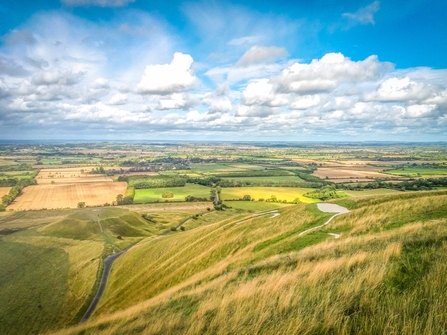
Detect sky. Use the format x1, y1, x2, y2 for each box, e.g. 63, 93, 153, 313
0, 0, 446, 141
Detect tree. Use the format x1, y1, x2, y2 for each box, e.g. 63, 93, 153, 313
242, 195, 251, 201
162, 191, 174, 198
77, 202, 85, 208
116, 194, 124, 204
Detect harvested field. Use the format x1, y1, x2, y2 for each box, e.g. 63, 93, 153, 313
8, 182, 127, 211
0, 187, 11, 198
36, 168, 113, 184
312, 167, 393, 182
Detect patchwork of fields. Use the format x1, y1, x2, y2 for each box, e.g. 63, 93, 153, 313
312, 167, 393, 182
8, 182, 127, 210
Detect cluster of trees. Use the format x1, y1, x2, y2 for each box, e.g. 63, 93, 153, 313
185, 195, 209, 202
124, 176, 186, 189
1, 178, 37, 211
304, 185, 342, 201
337, 177, 447, 192
162, 191, 174, 198
0, 163, 33, 172
116, 187, 135, 205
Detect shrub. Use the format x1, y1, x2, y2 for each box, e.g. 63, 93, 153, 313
162, 191, 174, 198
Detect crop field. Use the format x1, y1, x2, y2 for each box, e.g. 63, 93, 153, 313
384, 166, 447, 177
190, 163, 266, 173
222, 176, 305, 183
0, 187, 11, 197
36, 168, 113, 184
134, 184, 210, 203
312, 167, 393, 182
220, 187, 318, 203
8, 182, 127, 210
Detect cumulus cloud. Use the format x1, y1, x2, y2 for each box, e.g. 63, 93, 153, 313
342, 1, 380, 26
289, 95, 322, 110
32, 69, 84, 86
242, 79, 288, 107
136, 53, 198, 95
273, 53, 387, 93
158, 94, 197, 110
366, 77, 431, 102
109, 93, 127, 105
235, 46, 288, 67
61, 0, 135, 7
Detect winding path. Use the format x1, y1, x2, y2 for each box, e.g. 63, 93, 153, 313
298, 203, 350, 237
80, 249, 128, 322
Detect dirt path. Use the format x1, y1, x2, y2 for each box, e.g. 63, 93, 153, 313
298, 203, 349, 237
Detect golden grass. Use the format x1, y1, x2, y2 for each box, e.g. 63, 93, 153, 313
48, 191, 447, 335
8, 182, 127, 210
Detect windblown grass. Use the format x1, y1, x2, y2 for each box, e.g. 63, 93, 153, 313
52, 190, 447, 335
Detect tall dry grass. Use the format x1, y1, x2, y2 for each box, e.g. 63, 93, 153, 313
52, 191, 447, 335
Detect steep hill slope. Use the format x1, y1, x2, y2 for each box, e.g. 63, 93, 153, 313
55, 190, 447, 335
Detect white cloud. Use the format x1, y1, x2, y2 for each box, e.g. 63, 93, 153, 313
235, 46, 288, 67
342, 1, 380, 26
366, 77, 430, 102
136, 53, 198, 95
158, 93, 197, 110
109, 93, 127, 105
273, 53, 387, 93
32, 69, 84, 86
289, 95, 322, 110
228, 36, 264, 46
405, 104, 437, 118
61, 0, 135, 7
242, 79, 288, 107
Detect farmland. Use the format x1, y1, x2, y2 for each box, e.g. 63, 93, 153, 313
36, 168, 113, 184
8, 182, 127, 210
1, 142, 447, 334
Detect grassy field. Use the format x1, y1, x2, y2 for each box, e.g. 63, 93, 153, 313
134, 184, 211, 203
220, 187, 318, 203
222, 175, 305, 183
51, 190, 447, 335
385, 166, 447, 176
1, 203, 220, 335
190, 163, 266, 173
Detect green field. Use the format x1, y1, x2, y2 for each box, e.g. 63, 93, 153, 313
385, 166, 447, 176
222, 175, 305, 183
134, 184, 211, 203
220, 187, 318, 203
190, 163, 266, 173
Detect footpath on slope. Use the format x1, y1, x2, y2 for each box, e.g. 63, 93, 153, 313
298, 203, 350, 237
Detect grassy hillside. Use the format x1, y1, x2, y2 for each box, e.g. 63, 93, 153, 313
0, 204, 211, 335
53, 190, 447, 335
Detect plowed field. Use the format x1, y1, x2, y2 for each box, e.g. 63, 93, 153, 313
312, 167, 391, 182
8, 182, 127, 210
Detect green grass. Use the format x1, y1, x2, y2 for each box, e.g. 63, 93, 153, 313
222, 175, 305, 183
385, 166, 447, 176
220, 187, 318, 203
134, 184, 211, 203
0, 241, 69, 335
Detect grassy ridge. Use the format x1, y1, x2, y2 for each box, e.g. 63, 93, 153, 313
54, 190, 447, 335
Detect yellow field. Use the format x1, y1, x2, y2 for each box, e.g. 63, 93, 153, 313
36, 168, 113, 185
8, 182, 127, 210
220, 187, 318, 203
0, 187, 11, 197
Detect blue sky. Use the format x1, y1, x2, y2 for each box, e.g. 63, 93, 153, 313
0, 0, 446, 141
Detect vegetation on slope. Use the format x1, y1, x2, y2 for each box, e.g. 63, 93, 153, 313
53, 190, 447, 335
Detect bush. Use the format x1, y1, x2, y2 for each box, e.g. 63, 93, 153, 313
162, 191, 174, 198
77, 202, 86, 208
